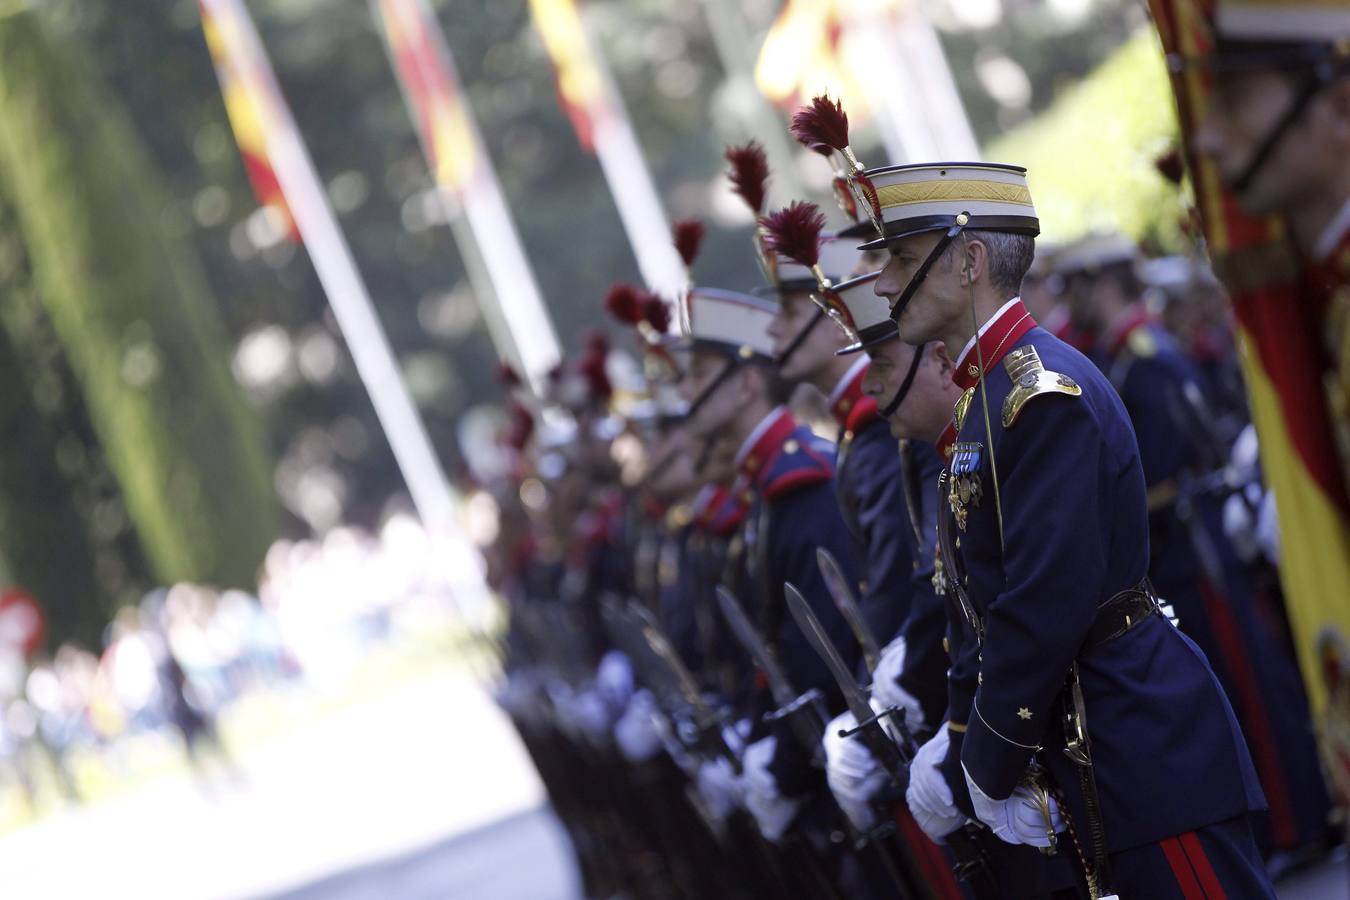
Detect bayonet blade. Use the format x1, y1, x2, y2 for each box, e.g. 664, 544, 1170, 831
713, 585, 797, 709
786, 582, 906, 773
627, 602, 714, 719
816, 547, 882, 671
784, 582, 874, 727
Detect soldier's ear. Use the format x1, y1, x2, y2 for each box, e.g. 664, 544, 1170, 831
932, 342, 955, 376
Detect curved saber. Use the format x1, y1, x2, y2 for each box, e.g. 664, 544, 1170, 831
816, 547, 881, 671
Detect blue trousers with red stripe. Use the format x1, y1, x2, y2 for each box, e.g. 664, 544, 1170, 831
1104, 816, 1276, 899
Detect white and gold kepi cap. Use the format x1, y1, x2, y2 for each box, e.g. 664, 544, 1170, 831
757, 233, 863, 296
677, 286, 777, 362
1216, 0, 1350, 42
856, 162, 1039, 252
812, 270, 892, 355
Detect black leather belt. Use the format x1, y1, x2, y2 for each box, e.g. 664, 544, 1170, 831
1083, 578, 1159, 651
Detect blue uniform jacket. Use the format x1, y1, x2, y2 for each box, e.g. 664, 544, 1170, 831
949, 318, 1263, 853
835, 417, 914, 652
734, 411, 862, 793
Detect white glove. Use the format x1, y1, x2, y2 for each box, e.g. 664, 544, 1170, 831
696, 757, 744, 824
741, 736, 802, 842
823, 709, 891, 832
870, 637, 926, 735
614, 690, 663, 763
595, 650, 634, 712
572, 688, 613, 746
905, 726, 967, 843
963, 762, 1065, 848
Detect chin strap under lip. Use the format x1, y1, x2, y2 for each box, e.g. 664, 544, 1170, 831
684, 356, 739, 419
774, 307, 826, 370
880, 341, 926, 419
887, 217, 970, 324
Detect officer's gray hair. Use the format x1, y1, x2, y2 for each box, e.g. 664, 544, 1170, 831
965, 230, 1037, 296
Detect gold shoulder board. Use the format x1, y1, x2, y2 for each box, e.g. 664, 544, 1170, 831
1001, 345, 1082, 428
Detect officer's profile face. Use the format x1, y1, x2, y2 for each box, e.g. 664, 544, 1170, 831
679, 349, 740, 440
851, 249, 888, 279
864, 341, 959, 442
768, 290, 836, 384
875, 231, 960, 345
643, 427, 697, 502
1195, 67, 1350, 219
862, 339, 915, 416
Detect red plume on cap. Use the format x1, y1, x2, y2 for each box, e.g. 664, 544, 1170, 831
790, 94, 850, 154
760, 201, 827, 268
504, 400, 535, 451
496, 362, 522, 389
604, 283, 644, 325
578, 346, 612, 401
724, 141, 770, 216
641, 293, 671, 334
584, 328, 609, 357
672, 220, 706, 269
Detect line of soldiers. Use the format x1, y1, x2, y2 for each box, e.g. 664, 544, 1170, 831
486, 6, 1347, 899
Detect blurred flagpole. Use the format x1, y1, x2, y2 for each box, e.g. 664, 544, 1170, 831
199, 0, 461, 540
370, 0, 560, 395
527, 0, 685, 298
858, 5, 978, 162
695, 0, 806, 201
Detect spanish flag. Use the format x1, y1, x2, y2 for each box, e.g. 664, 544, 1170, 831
199, 0, 297, 241
371, 0, 479, 195
754, 0, 859, 113
526, 0, 610, 152
1149, 0, 1350, 721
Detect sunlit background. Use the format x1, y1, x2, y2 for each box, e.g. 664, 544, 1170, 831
0, 0, 1195, 896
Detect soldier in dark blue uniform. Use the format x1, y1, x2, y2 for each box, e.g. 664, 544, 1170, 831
866, 162, 1275, 898
809, 224, 1079, 899
1058, 236, 1333, 864
674, 277, 895, 896
676, 283, 859, 761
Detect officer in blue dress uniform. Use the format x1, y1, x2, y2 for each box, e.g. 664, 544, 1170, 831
863, 161, 1275, 898
676, 281, 859, 761
1057, 236, 1333, 862
750, 203, 921, 678
817, 214, 1079, 899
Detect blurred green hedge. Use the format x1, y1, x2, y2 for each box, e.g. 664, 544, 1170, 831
0, 8, 278, 642
987, 28, 1186, 252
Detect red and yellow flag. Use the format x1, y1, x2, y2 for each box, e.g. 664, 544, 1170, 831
754, 0, 863, 113
527, 0, 610, 152
372, 0, 479, 194
199, 0, 297, 240
1149, 0, 1350, 718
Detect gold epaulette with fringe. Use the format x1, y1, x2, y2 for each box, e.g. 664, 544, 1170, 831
1001, 345, 1082, 428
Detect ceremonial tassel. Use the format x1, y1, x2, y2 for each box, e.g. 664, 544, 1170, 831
672, 220, 706, 270
759, 201, 831, 291
790, 94, 884, 237
505, 399, 536, 451
670, 216, 707, 334
789, 95, 857, 173
724, 141, 781, 286
724, 141, 770, 216
640, 292, 671, 335
604, 283, 644, 325
760, 201, 856, 336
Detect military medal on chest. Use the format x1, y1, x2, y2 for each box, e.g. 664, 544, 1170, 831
948, 441, 984, 531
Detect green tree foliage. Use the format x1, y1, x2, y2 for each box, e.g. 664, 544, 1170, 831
0, 8, 278, 630
986, 29, 1185, 250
